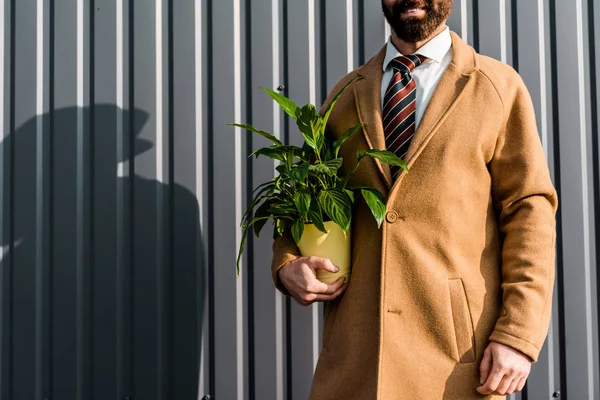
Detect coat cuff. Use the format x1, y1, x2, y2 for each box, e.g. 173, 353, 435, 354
271, 234, 301, 296
271, 254, 298, 296
489, 329, 539, 363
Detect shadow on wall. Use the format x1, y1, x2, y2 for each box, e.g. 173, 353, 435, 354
0, 104, 205, 400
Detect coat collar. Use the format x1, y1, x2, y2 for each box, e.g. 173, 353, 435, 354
353, 31, 479, 188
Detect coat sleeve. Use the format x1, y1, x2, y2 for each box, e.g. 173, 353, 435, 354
270, 232, 302, 296
488, 75, 558, 362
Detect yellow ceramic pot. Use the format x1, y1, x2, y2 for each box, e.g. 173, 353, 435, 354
297, 221, 351, 284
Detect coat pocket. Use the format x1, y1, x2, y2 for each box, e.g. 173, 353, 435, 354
448, 278, 476, 363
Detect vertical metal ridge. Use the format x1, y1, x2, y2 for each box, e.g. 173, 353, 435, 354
588, 0, 600, 393
574, 0, 595, 395
117, 0, 133, 398
510, 0, 519, 72
243, 0, 255, 397
126, 0, 135, 388
47, 0, 55, 395
540, 9, 554, 395
499, 0, 507, 63
346, 0, 353, 72
272, 1, 284, 399
0, 0, 5, 393
460, 0, 468, 42
308, 0, 316, 106
35, 0, 46, 398
280, 1, 292, 397
155, 0, 167, 398
87, 0, 96, 395
233, 0, 245, 397
115, 0, 125, 393
76, 0, 86, 398
472, 0, 480, 51
167, 0, 175, 396
7, 1, 14, 397
205, 0, 216, 393
357, 0, 364, 66
194, 0, 209, 398
548, 0, 568, 396
307, 0, 319, 371
318, 0, 327, 106
537, 0, 548, 154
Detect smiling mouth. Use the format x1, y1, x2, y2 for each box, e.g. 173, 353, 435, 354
400, 8, 427, 17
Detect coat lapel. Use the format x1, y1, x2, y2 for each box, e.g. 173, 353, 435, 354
353, 46, 392, 188
402, 32, 478, 170
352, 31, 478, 189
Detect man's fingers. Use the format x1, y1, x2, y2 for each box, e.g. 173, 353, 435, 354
479, 347, 492, 384
314, 283, 348, 302
476, 369, 505, 395
296, 283, 348, 306
516, 376, 527, 392
309, 277, 346, 295
495, 375, 513, 395
309, 257, 340, 273
505, 375, 521, 395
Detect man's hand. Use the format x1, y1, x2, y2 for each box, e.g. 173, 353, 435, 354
477, 341, 531, 396
278, 256, 348, 306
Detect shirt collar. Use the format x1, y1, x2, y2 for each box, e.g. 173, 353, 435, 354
382, 26, 452, 72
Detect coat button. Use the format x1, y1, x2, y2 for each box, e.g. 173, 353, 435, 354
386, 211, 398, 223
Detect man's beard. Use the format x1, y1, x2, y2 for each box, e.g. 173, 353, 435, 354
382, 0, 453, 43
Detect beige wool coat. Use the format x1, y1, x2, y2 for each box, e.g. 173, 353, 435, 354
271, 31, 558, 400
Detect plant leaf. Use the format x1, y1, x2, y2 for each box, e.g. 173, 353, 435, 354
321, 75, 364, 135
344, 189, 355, 203
333, 122, 364, 158
251, 145, 304, 161
252, 178, 277, 195
357, 149, 409, 173
237, 214, 274, 274
276, 164, 287, 174
360, 188, 386, 228
293, 192, 311, 219
324, 158, 343, 174
242, 187, 274, 225
291, 219, 305, 245
227, 123, 282, 146
309, 163, 333, 177
270, 203, 298, 215
288, 162, 310, 182
253, 200, 273, 237
260, 86, 300, 120
307, 199, 328, 233
275, 219, 289, 238
236, 225, 249, 275
318, 189, 352, 234
308, 158, 343, 178
296, 104, 321, 150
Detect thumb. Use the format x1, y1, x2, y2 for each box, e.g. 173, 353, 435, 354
479, 346, 493, 385
310, 257, 339, 273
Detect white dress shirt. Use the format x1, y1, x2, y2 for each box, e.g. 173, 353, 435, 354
381, 26, 453, 129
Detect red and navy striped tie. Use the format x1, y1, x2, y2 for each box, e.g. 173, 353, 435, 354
383, 54, 427, 179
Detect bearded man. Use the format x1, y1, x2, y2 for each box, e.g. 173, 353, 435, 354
271, 1, 558, 398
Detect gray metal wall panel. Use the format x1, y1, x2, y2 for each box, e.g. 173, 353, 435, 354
284, 2, 321, 399
0, 1, 10, 399
247, 1, 283, 399
3, 1, 600, 399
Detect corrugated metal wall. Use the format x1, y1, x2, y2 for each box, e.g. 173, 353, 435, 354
1, 1, 599, 399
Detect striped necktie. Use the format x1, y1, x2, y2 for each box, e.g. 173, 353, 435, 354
383, 54, 427, 179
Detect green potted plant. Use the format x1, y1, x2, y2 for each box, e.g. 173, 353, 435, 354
231, 75, 408, 284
